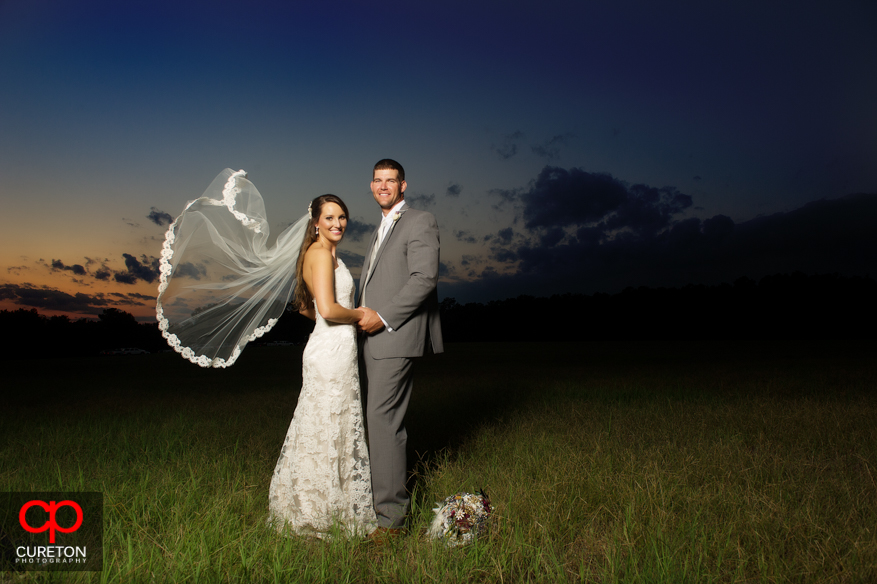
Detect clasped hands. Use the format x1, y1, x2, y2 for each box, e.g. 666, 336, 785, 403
355, 306, 385, 334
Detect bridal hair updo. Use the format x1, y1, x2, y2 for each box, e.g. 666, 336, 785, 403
293, 194, 350, 311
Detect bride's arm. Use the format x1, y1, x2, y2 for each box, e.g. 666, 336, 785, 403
307, 247, 362, 324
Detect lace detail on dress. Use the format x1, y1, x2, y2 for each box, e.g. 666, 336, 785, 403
267, 259, 377, 537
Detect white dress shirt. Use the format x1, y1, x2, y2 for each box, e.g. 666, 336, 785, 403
369, 200, 406, 332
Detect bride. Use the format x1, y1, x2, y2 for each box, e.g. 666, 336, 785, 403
155, 170, 377, 537
267, 194, 377, 537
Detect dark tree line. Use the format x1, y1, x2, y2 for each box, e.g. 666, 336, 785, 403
1, 272, 873, 359
0, 308, 167, 359
438, 272, 876, 342
0, 306, 316, 360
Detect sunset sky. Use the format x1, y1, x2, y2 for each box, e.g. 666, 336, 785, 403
2, 0, 876, 322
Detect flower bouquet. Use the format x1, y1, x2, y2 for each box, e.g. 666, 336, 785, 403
428, 490, 492, 547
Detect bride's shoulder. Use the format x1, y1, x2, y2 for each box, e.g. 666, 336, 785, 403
305, 242, 328, 255
304, 243, 333, 265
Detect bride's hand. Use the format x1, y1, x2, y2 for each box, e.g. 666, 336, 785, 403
354, 306, 367, 323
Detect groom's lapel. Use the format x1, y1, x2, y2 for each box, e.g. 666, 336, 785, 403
361, 226, 381, 295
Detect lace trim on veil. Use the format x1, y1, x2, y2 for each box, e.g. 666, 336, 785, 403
155, 169, 307, 368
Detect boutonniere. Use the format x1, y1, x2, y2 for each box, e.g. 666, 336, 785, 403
392, 210, 404, 224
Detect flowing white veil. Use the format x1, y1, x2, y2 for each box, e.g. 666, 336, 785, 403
156, 169, 308, 368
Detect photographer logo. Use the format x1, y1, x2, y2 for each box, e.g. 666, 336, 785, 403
1, 492, 102, 572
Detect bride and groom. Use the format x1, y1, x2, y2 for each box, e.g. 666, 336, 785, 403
269, 158, 442, 538
156, 159, 442, 539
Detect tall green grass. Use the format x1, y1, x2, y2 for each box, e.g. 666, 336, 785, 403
2, 341, 875, 582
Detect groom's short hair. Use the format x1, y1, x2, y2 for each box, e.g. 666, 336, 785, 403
373, 159, 405, 181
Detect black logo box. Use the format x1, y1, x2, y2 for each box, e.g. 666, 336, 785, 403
1, 492, 103, 572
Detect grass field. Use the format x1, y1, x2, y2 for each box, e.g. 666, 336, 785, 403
2, 340, 876, 583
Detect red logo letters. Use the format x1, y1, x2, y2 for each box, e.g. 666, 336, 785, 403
19, 500, 83, 543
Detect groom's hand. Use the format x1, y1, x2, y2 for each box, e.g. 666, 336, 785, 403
357, 306, 386, 334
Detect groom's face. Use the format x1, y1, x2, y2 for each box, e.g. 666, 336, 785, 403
371, 169, 406, 214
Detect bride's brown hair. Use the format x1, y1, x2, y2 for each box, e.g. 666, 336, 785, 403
293, 194, 350, 311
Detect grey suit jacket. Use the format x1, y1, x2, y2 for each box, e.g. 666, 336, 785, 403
358, 206, 443, 359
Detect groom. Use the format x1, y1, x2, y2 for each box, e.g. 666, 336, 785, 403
358, 158, 443, 534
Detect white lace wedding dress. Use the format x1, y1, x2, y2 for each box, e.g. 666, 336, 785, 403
267, 259, 377, 537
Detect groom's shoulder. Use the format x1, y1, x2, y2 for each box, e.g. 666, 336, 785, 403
405, 208, 439, 233
403, 206, 437, 223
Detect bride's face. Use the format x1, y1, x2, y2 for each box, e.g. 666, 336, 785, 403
316, 202, 347, 243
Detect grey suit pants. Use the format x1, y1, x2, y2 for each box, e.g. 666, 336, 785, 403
361, 340, 414, 528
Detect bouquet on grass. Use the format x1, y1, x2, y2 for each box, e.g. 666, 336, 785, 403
428, 490, 492, 547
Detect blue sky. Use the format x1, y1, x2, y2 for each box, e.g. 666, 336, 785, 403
1, 0, 875, 319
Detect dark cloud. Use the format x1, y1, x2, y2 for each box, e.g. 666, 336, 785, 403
701, 214, 734, 243
0, 283, 107, 314
51, 259, 87, 276
345, 218, 375, 242
405, 193, 436, 209
496, 227, 514, 244
492, 248, 517, 263
114, 272, 138, 285
439, 189, 877, 302
454, 230, 477, 244
487, 187, 523, 211
47, 255, 153, 285
446, 183, 463, 197
107, 292, 151, 306
481, 266, 499, 279
575, 225, 602, 246
119, 295, 149, 307
147, 207, 175, 227
0, 284, 156, 314
128, 292, 155, 301
173, 262, 207, 280
523, 167, 631, 229
539, 226, 565, 247
492, 131, 524, 160
118, 253, 160, 284
460, 254, 479, 267
531, 133, 574, 160
337, 250, 364, 269
603, 184, 693, 238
